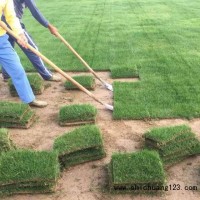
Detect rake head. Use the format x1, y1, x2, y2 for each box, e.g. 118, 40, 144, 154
105, 104, 114, 111
104, 83, 113, 91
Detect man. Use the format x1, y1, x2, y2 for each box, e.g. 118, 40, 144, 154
0, 0, 47, 107
2, 0, 61, 82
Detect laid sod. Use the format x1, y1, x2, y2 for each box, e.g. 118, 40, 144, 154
53, 125, 105, 168
0, 129, 16, 154
58, 104, 97, 126
0, 150, 60, 196
17, 0, 200, 120
64, 75, 95, 90
0, 101, 37, 129
144, 125, 200, 167
8, 73, 44, 96
109, 150, 166, 193
110, 66, 139, 79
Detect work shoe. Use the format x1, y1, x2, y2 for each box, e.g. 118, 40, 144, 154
29, 99, 48, 108
48, 75, 61, 82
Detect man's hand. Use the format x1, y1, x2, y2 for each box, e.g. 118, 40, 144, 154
48, 24, 58, 36
17, 33, 28, 48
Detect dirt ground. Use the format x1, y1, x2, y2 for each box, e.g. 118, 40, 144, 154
0, 72, 199, 200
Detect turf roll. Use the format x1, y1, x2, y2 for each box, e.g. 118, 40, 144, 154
0, 101, 37, 129
0, 150, 60, 196
8, 73, 44, 96
64, 75, 95, 90
0, 128, 16, 154
109, 150, 166, 193
59, 104, 97, 126
144, 125, 200, 167
53, 125, 105, 168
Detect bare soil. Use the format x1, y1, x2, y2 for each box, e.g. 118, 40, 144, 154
0, 72, 199, 200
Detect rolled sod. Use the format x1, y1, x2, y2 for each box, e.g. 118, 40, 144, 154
110, 66, 139, 79
0, 101, 37, 129
53, 125, 105, 168
144, 125, 200, 167
109, 150, 166, 193
8, 73, 44, 96
0, 128, 16, 154
64, 75, 95, 90
59, 104, 97, 126
0, 150, 60, 196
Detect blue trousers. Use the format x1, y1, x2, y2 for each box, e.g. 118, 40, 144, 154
2, 23, 52, 80
0, 34, 35, 103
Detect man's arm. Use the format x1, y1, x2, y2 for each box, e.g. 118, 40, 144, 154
4, 0, 28, 48
4, 0, 23, 35
24, 0, 58, 35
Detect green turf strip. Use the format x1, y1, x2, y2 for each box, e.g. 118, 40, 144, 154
0, 101, 31, 121
0, 184, 55, 196
159, 138, 200, 157
64, 75, 95, 90
59, 104, 97, 124
144, 125, 191, 146
111, 150, 165, 185
0, 110, 36, 129
53, 125, 103, 155
8, 74, 44, 96
0, 150, 60, 185
60, 147, 105, 168
0, 129, 16, 154
110, 66, 139, 78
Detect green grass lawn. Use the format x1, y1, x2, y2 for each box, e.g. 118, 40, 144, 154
17, 0, 200, 119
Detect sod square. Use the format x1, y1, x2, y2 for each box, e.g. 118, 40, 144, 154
144, 125, 191, 147
8, 73, 44, 96
110, 66, 139, 79
58, 104, 97, 126
53, 125, 105, 168
144, 125, 200, 167
0, 128, 16, 154
109, 150, 165, 193
64, 75, 95, 90
0, 101, 37, 129
0, 150, 60, 195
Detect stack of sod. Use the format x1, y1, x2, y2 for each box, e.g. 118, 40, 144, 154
8, 73, 44, 96
0, 101, 37, 129
144, 125, 200, 167
53, 125, 105, 168
0, 150, 60, 196
109, 150, 166, 193
0, 128, 16, 154
59, 104, 97, 126
110, 66, 139, 78
64, 75, 95, 90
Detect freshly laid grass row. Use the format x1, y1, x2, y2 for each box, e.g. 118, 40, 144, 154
8, 73, 44, 96
0, 128, 16, 154
64, 75, 95, 90
59, 104, 97, 126
109, 150, 166, 193
0, 150, 60, 196
0, 101, 37, 129
110, 66, 139, 79
144, 125, 200, 167
53, 125, 105, 168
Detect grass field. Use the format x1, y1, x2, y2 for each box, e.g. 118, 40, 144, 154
17, 0, 200, 120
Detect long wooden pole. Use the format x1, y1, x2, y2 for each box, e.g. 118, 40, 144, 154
56, 32, 113, 91
0, 22, 113, 111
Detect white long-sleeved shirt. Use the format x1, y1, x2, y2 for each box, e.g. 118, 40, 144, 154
0, 0, 23, 36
